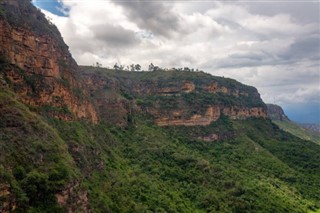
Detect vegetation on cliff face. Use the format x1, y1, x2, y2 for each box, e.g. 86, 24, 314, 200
0, 1, 320, 212
2, 95, 320, 212
0, 0, 66, 49
1, 70, 320, 212
0, 89, 78, 212
80, 67, 266, 127
0, 0, 98, 123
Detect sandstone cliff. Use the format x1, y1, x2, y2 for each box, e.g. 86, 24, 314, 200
0, 0, 97, 123
80, 67, 267, 127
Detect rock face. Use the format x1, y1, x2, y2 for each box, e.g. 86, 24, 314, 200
156, 106, 221, 126
0, 183, 16, 212
266, 104, 289, 121
155, 106, 266, 126
55, 181, 90, 213
0, 0, 98, 123
81, 68, 267, 127
0, 0, 268, 129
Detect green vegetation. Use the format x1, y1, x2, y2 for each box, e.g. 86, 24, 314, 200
1, 81, 320, 212
1, 65, 318, 212
0, 89, 77, 212
273, 120, 320, 145
44, 115, 320, 212
2, 1, 318, 211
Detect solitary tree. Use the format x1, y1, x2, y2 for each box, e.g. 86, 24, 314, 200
114, 63, 120, 70
134, 64, 141, 71
96, 62, 102, 67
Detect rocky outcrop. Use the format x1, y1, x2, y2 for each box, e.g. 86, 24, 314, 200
0, 183, 16, 213
55, 181, 90, 213
266, 104, 289, 121
204, 82, 248, 97
155, 106, 267, 127
156, 106, 221, 126
0, 4, 98, 123
223, 106, 267, 120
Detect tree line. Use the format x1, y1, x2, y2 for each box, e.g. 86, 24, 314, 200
94, 62, 201, 72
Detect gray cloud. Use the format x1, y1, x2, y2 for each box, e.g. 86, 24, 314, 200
245, 1, 320, 24
111, 1, 179, 37
213, 52, 275, 69
281, 36, 320, 61
91, 24, 140, 48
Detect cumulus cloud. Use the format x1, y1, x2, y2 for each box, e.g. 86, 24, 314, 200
37, 0, 320, 122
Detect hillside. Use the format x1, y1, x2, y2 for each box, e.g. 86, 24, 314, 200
0, 1, 320, 212
267, 104, 320, 144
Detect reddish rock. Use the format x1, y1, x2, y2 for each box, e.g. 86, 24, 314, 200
0, 18, 98, 123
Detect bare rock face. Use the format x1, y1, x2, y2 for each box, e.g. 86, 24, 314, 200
223, 106, 267, 120
155, 106, 221, 126
266, 104, 289, 121
204, 82, 248, 97
0, 4, 98, 123
55, 181, 90, 213
0, 183, 16, 213
155, 106, 266, 126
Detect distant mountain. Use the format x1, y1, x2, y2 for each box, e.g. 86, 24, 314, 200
267, 104, 320, 144
300, 123, 320, 134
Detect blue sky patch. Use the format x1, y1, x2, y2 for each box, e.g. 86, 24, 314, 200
32, 0, 69, 17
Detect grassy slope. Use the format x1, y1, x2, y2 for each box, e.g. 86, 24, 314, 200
273, 120, 320, 145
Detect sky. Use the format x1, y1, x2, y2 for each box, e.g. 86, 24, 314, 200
32, 0, 320, 124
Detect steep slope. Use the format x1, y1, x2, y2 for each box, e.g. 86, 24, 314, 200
0, 1, 319, 212
0, 0, 97, 122
0, 89, 89, 212
267, 104, 320, 144
45, 114, 320, 213
267, 104, 289, 122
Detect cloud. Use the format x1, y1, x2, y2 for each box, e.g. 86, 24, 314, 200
280, 36, 320, 61
36, 0, 320, 123
91, 23, 140, 48
111, 1, 179, 38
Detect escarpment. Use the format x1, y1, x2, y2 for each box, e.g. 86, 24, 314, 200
266, 104, 290, 122
0, 0, 97, 123
80, 67, 267, 127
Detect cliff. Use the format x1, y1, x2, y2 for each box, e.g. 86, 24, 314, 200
266, 104, 290, 121
2, 1, 320, 212
0, 0, 97, 123
80, 67, 267, 127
